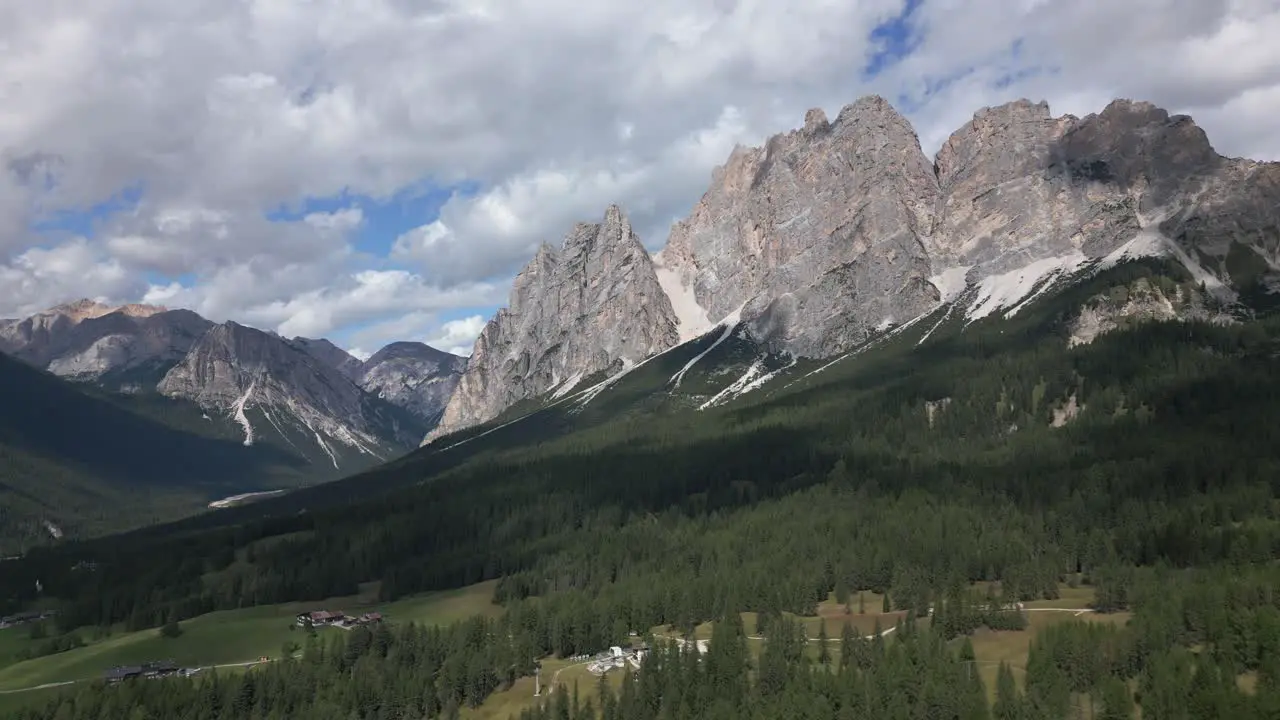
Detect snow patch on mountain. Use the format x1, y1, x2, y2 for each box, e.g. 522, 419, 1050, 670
1099, 229, 1167, 269
551, 371, 585, 400
698, 355, 798, 410
669, 323, 734, 389
965, 252, 1090, 323
667, 305, 745, 389
231, 380, 256, 446
929, 266, 973, 304
654, 253, 713, 343
314, 432, 340, 469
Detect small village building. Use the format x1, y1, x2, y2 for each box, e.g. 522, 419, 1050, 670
104, 666, 143, 683
103, 661, 179, 683
296, 610, 345, 626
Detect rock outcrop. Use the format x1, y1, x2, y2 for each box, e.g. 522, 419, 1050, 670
662, 97, 941, 357
1067, 275, 1230, 348
0, 299, 212, 386
664, 96, 1278, 357
428, 205, 679, 441
355, 342, 466, 423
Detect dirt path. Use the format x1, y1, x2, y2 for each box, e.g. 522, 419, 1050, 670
0, 657, 279, 695
0, 680, 76, 695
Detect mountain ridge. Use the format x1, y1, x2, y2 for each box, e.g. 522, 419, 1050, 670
0, 299, 466, 474
427, 204, 680, 441
431, 94, 1279, 441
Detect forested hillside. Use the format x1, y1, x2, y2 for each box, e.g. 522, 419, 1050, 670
0, 354, 308, 553
5, 259, 1280, 718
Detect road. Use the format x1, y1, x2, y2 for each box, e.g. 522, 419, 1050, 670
0, 657, 280, 695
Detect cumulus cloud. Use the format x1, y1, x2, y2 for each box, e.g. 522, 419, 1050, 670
1, 0, 1277, 347
428, 315, 487, 356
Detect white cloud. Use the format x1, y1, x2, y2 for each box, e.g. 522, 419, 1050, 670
0, 240, 139, 318
0, 0, 1276, 347
428, 315, 487, 356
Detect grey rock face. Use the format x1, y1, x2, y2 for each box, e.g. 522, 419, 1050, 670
293, 337, 364, 380
1067, 276, 1229, 349
424, 95, 1278, 438
665, 96, 1278, 355
159, 322, 421, 456
0, 300, 212, 385
935, 98, 1277, 286
428, 205, 679, 442
356, 342, 466, 423
662, 96, 941, 357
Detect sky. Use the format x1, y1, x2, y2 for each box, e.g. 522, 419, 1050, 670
1, 0, 1277, 358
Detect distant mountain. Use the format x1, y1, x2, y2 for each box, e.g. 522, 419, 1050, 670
0, 351, 306, 553
157, 321, 427, 469
355, 342, 466, 424
429, 96, 1279, 440
0, 300, 212, 390
429, 205, 679, 441
0, 300, 465, 477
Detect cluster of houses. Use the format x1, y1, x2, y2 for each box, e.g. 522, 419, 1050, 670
103, 661, 198, 684
294, 610, 383, 630
586, 644, 649, 676
0, 609, 56, 629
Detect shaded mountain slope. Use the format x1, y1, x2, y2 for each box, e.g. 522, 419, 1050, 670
0, 352, 307, 552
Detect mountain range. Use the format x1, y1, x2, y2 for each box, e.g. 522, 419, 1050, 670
428, 96, 1277, 441
1, 88, 1278, 720
1, 93, 1275, 552
0, 300, 465, 547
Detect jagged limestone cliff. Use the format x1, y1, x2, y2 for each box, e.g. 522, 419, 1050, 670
427, 205, 679, 441
428, 96, 1279, 440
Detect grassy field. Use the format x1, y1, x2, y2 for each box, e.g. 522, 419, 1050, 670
2, 580, 1113, 718
0, 626, 36, 667
0, 580, 501, 694
464, 656, 627, 720
965, 587, 1132, 702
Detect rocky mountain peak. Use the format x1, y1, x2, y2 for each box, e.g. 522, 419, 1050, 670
802, 107, 830, 135
427, 205, 679, 442
0, 300, 212, 384
356, 342, 466, 424
292, 336, 363, 380
364, 341, 457, 366
662, 96, 940, 357
159, 320, 422, 460
46, 299, 168, 323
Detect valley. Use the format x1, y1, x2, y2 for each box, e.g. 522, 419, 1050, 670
0, 580, 1127, 718
0, 304, 466, 553
1, 93, 1278, 719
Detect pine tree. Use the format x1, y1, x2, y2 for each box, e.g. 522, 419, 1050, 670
1097, 676, 1134, 720
817, 622, 831, 666
993, 662, 1023, 720
160, 608, 183, 639
839, 622, 855, 670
